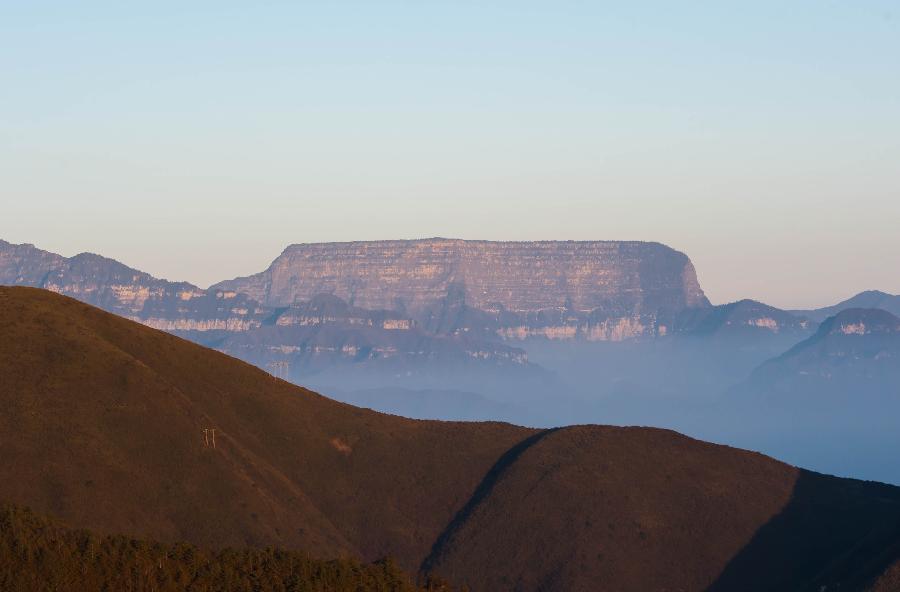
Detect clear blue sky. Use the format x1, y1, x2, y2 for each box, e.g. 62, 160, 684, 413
2, 1, 898, 308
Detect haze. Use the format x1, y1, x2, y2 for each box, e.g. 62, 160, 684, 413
2, 1, 898, 308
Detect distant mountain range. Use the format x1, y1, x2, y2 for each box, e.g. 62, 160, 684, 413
701, 307, 900, 484
3, 286, 900, 591
3, 238, 899, 434
0, 238, 716, 388
746, 307, 900, 400
671, 298, 815, 338
794, 290, 900, 322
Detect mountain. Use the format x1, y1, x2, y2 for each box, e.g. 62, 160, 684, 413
4, 287, 900, 591
213, 293, 543, 386
0, 238, 715, 422
795, 290, 900, 323
0, 240, 536, 385
714, 308, 900, 484
520, 300, 818, 426
672, 299, 815, 339
748, 308, 900, 394
0, 239, 270, 334
212, 238, 711, 341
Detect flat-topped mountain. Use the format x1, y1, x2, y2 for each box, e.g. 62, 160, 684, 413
0, 240, 539, 384
213, 238, 710, 339
3, 287, 900, 591
0, 238, 718, 399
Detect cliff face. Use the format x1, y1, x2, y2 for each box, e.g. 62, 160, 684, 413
214, 239, 710, 340
0, 240, 537, 380
0, 238, 712, 384
0, 240, 268, 334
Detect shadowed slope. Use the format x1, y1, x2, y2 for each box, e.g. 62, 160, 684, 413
707, 472, 900, 591
422, 426, 900, 592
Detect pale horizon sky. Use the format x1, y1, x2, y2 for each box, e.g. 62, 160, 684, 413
2, 2, 898, 309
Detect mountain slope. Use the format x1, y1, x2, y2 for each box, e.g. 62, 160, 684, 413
0, 286, 531, 567
795, 290, 900, 323
717, 308, 900, 484
748, 308, 900, 395
3, 287, 900, 591
672, 299, 814, 339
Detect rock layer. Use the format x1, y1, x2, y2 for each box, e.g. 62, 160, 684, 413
215, 238, 709, 313
214, 239, 710, 340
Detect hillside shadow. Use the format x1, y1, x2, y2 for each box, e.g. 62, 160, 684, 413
706, 470, 900, 592
419, 427, 561, 576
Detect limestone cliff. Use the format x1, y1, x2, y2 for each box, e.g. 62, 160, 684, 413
0, 240, 537, 379
214, 239, 710, 340
0, 238, 716, 386
0, 240, 268, 334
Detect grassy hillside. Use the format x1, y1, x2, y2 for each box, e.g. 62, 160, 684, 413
3, 286, 900, 591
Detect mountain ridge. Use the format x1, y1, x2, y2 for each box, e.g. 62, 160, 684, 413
794, 290, 900, 323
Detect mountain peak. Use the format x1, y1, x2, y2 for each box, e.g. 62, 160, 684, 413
821, 308, 900, 336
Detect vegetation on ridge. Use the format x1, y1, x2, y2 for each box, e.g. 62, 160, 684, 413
0, 503, 461, 592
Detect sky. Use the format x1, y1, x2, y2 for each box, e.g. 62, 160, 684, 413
1, 1, 898, 308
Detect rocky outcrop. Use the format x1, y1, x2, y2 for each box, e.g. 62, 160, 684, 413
0, 240, 269, 335
0, 237, 719, 385
0, 240, 538, 380
214, 239, 711, 341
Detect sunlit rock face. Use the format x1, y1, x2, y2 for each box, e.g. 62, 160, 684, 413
0, 240, 268, 334
0, 240, 542, 380
0, 237, 716, 386
214, 239, 710, 341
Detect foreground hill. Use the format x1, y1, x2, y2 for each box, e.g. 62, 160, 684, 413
3, 287, 900, 591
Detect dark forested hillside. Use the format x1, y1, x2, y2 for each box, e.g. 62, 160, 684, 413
0, 503, 458, 592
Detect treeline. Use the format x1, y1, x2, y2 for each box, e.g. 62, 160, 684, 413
0, 503, 463, 592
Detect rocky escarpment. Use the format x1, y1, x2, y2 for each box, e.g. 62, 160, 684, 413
0, 240, 537, 380
214, 239, 711, 341
0, 240, 269, 335
0, 238, 717, 387
216, 293, 539, 385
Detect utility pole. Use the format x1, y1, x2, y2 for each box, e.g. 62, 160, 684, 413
202, 428, 217, 448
